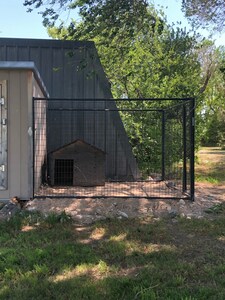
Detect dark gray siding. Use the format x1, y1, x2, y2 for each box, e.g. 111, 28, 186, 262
0, 38, 139, 180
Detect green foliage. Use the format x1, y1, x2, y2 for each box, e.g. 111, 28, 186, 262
201, 111, 225, 146
205, 203, 225, 214
182, 0, 225, 32
45, 211, 72, 225
199, 46, 225, 147
24, 0, 149, 30
93, 21, 201, 99
26, 1, 202, 99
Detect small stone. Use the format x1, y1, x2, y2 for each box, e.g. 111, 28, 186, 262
26, 206, 37, 211
82, 218, 93, 225
69, 211, 78, 217
179, 199, 186, 206
0, 202, 20, 221
75, 214, 83, 220
117, 211, 128, 218
187, 234, 195, 238
157, 201, 172, 212
169, 209, 178, 218
95, 209, 102, 215
166, 204, 172, 212
95, 215, 107, 221
139, 207, 148, 213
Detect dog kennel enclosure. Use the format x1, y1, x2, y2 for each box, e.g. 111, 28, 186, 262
34, 96, 195, 200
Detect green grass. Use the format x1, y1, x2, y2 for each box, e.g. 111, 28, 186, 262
196, 147, 225, 184
1, 212, 225, 299
195, 175, 221, 184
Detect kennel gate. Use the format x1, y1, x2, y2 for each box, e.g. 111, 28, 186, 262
33, 97, 195, 200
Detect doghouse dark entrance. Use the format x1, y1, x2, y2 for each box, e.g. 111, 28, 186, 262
54, 159, 73, 186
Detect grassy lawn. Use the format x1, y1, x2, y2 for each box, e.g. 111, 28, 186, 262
1, 211, 225, 300
196, 147, 225, 184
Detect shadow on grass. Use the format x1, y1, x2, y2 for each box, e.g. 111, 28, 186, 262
1, 212, 225, 299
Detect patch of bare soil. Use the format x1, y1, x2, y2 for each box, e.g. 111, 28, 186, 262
36, 180, 183, 198
23, 182, 225, 224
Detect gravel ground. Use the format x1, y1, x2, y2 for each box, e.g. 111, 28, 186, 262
1, 182, 224, 224
23, 182, 225, 224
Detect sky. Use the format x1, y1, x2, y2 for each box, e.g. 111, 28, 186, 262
0, 0, 49, 39
153, 0, 225, 46
1, 0, 225, 46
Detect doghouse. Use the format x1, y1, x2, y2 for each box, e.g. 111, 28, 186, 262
0, 61, 48, 201
49, 139, 105, 186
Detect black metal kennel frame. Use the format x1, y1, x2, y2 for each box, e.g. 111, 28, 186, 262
33, 97, 195, 200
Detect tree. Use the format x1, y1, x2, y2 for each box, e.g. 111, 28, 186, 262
181, 0, 225, 32
199, 46, 225, 146
49, 11, 201, 98
24, 0, 149, 30
24, 0, 208, 173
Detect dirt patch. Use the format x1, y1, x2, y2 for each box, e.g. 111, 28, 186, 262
0, 182, 224, 224
35, 180, 184, 198
23, 182, 225, 224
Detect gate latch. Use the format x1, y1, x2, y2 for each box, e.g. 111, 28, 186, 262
1, 119, 7, 125
0, 165, 5, 172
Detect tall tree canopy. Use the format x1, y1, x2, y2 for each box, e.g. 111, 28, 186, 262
24, 0, 149, 29
46, 4, 202, 99
200, 45, 225, 146
182, 0, 225, 32
24, 0, 223, 150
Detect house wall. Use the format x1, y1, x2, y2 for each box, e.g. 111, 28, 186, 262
0, 38, 139, 181
0, 66, 47, 200
0, 69, 31, 199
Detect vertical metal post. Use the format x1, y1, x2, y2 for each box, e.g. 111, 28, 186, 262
44, 98, 48, 185
161, 110, 166, 181
32, 97, 35, 198
182, 104, 187, 192
190, 98, 195, 201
